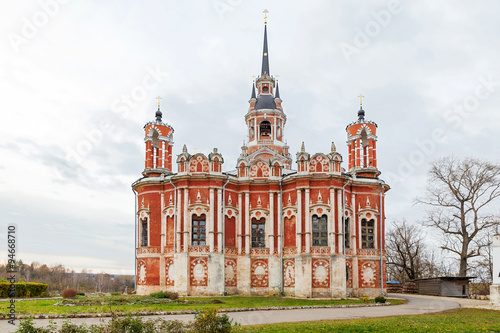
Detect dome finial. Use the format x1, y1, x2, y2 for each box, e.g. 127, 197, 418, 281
357, 94, 365, 121
155, 96, 163, 122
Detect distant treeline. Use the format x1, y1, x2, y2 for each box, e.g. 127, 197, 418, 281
0, 260, 134, 295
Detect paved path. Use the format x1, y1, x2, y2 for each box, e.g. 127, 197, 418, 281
0, 294, 463, 332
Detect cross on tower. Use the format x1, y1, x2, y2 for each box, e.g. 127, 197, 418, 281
358, 94, 364, 107
156, 96, 162, 109
263, 9, 269, 25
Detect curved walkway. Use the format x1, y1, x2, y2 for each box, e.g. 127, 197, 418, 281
0, 294, 461, 332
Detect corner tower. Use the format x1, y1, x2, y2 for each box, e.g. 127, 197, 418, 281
346, 96, 379, 177
142, 97, 174, 176
242, 18, 292, 170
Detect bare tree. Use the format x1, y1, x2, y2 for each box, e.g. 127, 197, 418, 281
417, 156, 500, 276
94, 272, 105, 293
386, 219, 427, 282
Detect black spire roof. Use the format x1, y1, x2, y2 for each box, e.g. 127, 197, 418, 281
251, 83, 256, 99
261, 25, 270, 75
275, 82, 280, 99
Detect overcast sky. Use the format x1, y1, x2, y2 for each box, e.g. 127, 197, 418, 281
1, 1, 499, 275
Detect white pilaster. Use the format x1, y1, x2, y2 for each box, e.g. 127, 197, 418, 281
269, 192, 274, 253
296, 189, 302, 253
209, 188, 215, 252
217, 189, 223, 252
305, 188, 310, 253
337, 189, 343, 253
183, 188, 189, 252
329, 188, 335, 253
176, 189, 182, 253
277, 190, 282, 255
245, 192, 250, 254
237, 193, 243, 254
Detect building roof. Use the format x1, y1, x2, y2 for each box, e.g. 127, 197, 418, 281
254, 94, 276, 110
414, 276, 477, 281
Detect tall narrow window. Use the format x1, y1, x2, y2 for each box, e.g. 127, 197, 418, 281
140, 218, 148, 247
251, 217, 265, 248
344, 217, 350, 249
312, 214, 328, 246
192, 214, 206, 246
361, 218, 375, 249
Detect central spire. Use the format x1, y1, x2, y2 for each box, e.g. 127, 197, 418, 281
261, 22, 270, 75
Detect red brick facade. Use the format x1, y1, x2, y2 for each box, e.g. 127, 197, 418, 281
132, 22, 389, 297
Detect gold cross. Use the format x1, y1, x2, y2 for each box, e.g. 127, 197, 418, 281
275, 74, 279, 81
252, 75, 256, 82
358, 94, 364, 106
156, 96, 162, 109
263, 9, 269, 25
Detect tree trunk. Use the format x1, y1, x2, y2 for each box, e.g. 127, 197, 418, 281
459, 257, 467, 276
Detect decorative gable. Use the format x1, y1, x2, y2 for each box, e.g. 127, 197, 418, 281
189, 154, 209, 174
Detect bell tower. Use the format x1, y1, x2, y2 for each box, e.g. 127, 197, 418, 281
143, 97, 174, 176
243, 13, 291, 169
346, 95, 379, 177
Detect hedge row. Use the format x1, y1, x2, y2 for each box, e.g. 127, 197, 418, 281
0, 282, 48, 297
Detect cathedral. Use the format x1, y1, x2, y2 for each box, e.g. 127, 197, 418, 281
132, 20, 389, 297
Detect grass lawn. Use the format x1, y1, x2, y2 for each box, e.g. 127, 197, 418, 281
234, 308, 500, 332
0, 295, 403, 316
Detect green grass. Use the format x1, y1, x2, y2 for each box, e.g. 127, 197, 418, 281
234, 308, 500, 332
0, 295, 403, 316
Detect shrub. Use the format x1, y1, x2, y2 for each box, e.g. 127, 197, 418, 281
362, 296, 369, 303
62, 288, 77, 299
0, 282, 48, 297
16, 308, 234, 332
157, 319, 188, 332
111, 292, 122, 296
77, 292, 85, 296
191, 308, 232, 333
150, 290, 179, 301
375, 296, 386, 303
105, 316, 156, 333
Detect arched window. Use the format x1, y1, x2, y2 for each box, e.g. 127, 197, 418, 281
251, 217, 265, 248
312, 214, 328, 246
361, 218, 375, 249
192, 214, 206, 246
140, 218, 148, 247
260, 120, 271, 138
344, 217, 350, 249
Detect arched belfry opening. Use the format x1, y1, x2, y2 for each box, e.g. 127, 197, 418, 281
360, 129, 369, 168
151, 129, 160, 148
260, 120, 271, 138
